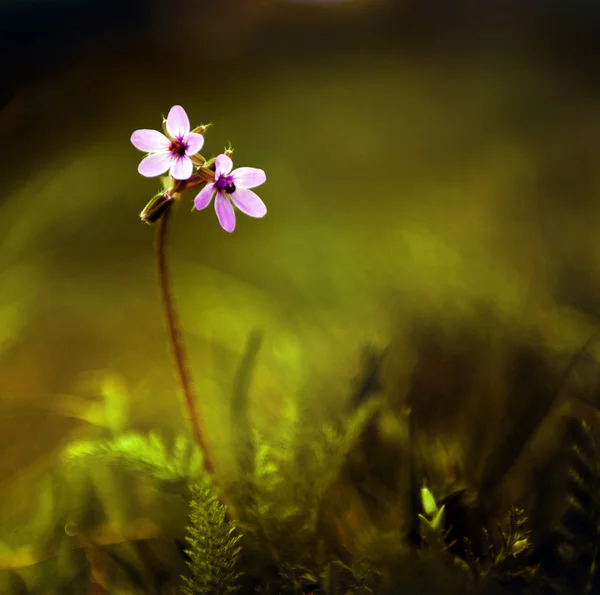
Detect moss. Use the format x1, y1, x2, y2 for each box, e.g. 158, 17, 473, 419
181, 482, 242, 595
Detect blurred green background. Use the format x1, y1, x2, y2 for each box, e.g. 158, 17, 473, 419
1, 0, 600, 573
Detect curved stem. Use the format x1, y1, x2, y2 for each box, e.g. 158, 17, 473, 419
155, 204, 215, 477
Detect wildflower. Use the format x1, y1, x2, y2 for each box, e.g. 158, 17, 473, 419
193, 153, 267, 233
131, 105, 204, 181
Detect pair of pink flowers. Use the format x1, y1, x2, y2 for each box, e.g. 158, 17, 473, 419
130, 105, 267, 232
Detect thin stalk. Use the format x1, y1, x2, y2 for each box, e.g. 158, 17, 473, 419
155, 203, 215, 477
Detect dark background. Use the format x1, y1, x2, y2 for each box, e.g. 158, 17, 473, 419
1, 0, 600, 97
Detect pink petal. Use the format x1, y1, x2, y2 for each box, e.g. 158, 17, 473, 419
194, 183, 216, 210
215, 191, 236, 232
231, 167, 266, 189
215, 154, 233, 177
184, 132, 204, 156
170, 155, 194, 180
131, 129, 170, 152
229, 187, 267, 218
166, 105, 190, 139
138, 152, 173, 177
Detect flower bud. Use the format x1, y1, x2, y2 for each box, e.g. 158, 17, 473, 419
192, 122, 212, 135
421, 486, 438, 517
140, 191, 175, 224
511, 538, 530, 556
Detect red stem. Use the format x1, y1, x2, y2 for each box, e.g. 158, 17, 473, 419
155, 204, 215, 477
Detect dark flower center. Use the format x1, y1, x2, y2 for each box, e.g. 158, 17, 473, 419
169, 139, 187, 156
216, 175, 236, 194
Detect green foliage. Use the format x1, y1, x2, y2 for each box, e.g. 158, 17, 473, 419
11, 329, 600, 595
13, 431, 206, 593
418, 486, 448, 554
181, 482, 242, 595
236, 396, 384, 571
62, 432, 203, 485
231, 331, 262, 480
328, 558, 384, 594
536, 417, 600, 595
478, 339, 590, 505
460, 507, 534, 587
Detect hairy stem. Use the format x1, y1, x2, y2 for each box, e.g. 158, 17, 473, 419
181, 167, 216, 192
155, 203, 215, 477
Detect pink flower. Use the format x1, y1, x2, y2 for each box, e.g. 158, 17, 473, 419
130, 105, 204, 181
193, 154, 267, 233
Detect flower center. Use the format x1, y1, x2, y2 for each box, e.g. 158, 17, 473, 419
216, 175, 236, 194
169, 139, 187, 156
